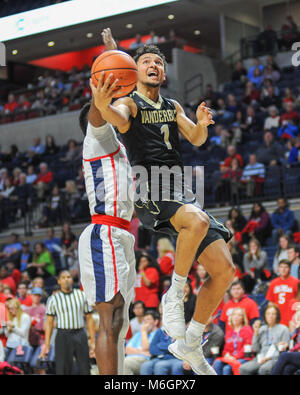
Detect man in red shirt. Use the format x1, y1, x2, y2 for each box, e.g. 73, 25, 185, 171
3, 93, 19, 114
34, 162, 53, 200
280, 101, 300, 125
266, 259, 299, 326
219, 280, 260, 332
0, 265, 16, 295
222, 145, 244, 171
17, 282, 33, 308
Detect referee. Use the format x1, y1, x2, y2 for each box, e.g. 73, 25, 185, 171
40, 270, 96, 375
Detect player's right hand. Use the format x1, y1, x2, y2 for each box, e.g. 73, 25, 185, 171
89, 73, 121, 111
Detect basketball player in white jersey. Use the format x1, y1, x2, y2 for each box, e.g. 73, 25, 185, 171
78, 29, 136, 375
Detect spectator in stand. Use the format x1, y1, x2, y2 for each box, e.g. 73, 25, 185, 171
219, 280, 260, 333
60, 222, 76, 269
287, 245, 300, 280
260, 84, 281, 112
285, 137, 300, 166
247, 58, 264, 80
146, 30, 165, 45
271, 324, 300, 375
222, 145, 244, 170
124, 311, 159, 375
59, 139, 81, 164
157, 238, 175, 276
256, 131, 285, 166
44, 135, 59, 157
19, 241, 33, 273
184, 280, 196, 324
140, 319, 183, 375
134, 253, 160, 309
3, 94, 19, 114
27, 242, 56, 280
287, 282, 300, 332
34, 162, 53, 200
280, 101, 300, 125
242, 81, 261, 106
40, 185, 66, 227
26, 165, 37, 185
272, 235, 290, 275
282, 87, 296, 106
246, 202, 272, 245
240, 304, 290, 375
226, 207, 247, 233
192, 263, 209, 295
262, 65, 280, 85
25, 287, 46, 349
266, 260, 299, 327
17, 282, 32, 309
249, 67, 263, 88
256, 25, 278, 54
213, 307, 253, 375
43, 228, 62, 268
29, 137, 45, 156
3, 298, 31, 350
241, 154, 265, 198
0, 233, 22, 264
242, 239, 268, 293
130, 301, 145, 337
271, 197, 295, 244
129, 33, 144, 50
216, 158, 243, 203
264, 106, 280, 130
0, 168, 9, 191
279, 15, 300, 50
30, 277, 48, 304
0, 266, 17, 295
231, 60, 247, 83
64, 180, 83, 221
278, 120, 299, 141
11, 172, 35, 215
201, 315, 225, 366
17, 94, 31, 112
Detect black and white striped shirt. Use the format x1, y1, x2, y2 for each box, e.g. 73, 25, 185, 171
46, 289, 93, 329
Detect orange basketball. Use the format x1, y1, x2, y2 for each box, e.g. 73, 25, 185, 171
91, 50, 138, 98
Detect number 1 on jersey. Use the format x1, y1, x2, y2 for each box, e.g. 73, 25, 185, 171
161, 124, 172, 150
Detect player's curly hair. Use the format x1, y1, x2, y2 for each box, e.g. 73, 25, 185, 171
79, 102, 91, 136
133, 44, 168, 72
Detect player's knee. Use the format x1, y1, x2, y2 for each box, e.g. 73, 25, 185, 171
211, 255, 235, 284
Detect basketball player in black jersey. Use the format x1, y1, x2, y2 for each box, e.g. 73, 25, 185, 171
90, 33, 235, 375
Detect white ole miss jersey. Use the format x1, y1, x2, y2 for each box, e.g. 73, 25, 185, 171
82, 121, 134, 221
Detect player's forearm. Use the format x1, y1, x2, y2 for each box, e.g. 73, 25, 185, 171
188, 123, 208, 146
97, 104, 129, 131
88, 99, 106, 128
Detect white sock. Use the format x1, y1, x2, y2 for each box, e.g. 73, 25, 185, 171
185, 319, 206, 347
169, 272, 187, 297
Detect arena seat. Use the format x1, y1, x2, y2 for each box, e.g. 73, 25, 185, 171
30, 345, 55, 373
6, 345, 34, 374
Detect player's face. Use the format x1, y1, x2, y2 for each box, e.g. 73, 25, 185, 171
137, 53, 166, 88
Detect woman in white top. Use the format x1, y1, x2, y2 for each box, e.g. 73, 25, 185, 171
272, 235, 290, 275
3, 298, 31, 349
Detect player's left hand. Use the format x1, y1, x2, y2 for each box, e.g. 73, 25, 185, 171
196, 101, 215, 127
101, 28, 117, 51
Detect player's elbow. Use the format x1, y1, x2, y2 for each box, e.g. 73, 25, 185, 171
190, 135, 206, 147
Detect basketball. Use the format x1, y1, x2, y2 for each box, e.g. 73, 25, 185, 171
91, 50, 138, 98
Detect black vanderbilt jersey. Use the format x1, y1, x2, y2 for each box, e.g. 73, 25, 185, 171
120, 91, 183, 171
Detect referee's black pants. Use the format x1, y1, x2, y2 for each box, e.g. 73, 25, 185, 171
55, 328, 90, 375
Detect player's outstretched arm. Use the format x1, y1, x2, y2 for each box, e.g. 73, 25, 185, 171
101, 28, 118, 51
174, 100, 215, 146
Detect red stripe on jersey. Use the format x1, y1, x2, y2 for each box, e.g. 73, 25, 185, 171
83, 145, 121, 162
108, 225, 118, 295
